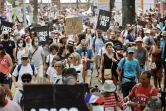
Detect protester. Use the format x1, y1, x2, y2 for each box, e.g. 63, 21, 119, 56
0, 87, 22, 111
124, 71, 158, 111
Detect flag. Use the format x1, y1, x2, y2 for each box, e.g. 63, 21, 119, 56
85, 94, 104, 104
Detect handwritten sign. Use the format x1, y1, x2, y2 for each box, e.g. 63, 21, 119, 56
65, 17, 83, 35
0, 21, 14, 34
35, 26, 49, 46
96, 9, 111, 32
24, 84, 89, 111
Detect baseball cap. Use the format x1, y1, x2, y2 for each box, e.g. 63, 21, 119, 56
127, 47, 134, 53
21, 54, 28, 59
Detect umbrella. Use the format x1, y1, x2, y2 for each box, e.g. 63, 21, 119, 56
65, 15, 77, 19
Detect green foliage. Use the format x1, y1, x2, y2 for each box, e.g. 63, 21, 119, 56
84, 1, 92, 10
163, 0, 166, 4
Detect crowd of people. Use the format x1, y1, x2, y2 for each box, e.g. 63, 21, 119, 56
0, 3, 165, 111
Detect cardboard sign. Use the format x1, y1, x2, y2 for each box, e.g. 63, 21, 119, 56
0, 21, 14, 34
35, 26, 49, 46
24, 84, 89, 111
65, 17, 83, 35
138, 21, 148, 28
96, 9, 111, 32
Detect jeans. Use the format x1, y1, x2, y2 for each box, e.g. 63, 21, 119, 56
121, 82, 136, 98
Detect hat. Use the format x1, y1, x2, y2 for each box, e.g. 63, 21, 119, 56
21, 54, 28, 58
135, 37, 143, 42
53, 56, 61, 61
63, 76, 76, 84
0, 44, 4, 50
104, 41, 114, 47
127, 47, 134, 53
51, 30, 61, 35
161, 31, 166, 36
16, 23, 22, 26
144, 29, 150, 34
60, 35, 67, 40
101, 80, 116, 92
65, 68, 77, 75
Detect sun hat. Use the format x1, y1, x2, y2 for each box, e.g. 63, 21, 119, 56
101, 80, 116, 92
135, 37, 143, 42
161, 31, 166, 36
127, 47, 134, 53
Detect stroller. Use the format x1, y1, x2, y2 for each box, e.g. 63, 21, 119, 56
158, 89, 166, 111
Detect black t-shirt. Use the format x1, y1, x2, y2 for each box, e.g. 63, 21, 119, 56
108, 39, 123, 50
0, 40, 15, 61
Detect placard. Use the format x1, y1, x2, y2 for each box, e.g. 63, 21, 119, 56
35, 26, 49, 46
0, 21, 14, 34
138, 21, 148, 28
96, 9, 111, 32
65, 17, 83, 35
24, 84, 89, 111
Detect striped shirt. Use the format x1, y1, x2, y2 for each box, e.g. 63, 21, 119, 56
104, 92, 126, 111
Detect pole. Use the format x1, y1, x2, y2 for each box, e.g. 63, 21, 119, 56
160, 0, 163, 15
76, 0, 78, 9
23, 0, 27, 27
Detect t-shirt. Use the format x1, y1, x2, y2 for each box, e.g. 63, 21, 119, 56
71, 64, 83, 83
0, 40, 15, 60
46, 66, 57, 83
0, 54, 11, 74
118, 58, 140, 82
12, 63, 38, 88
133, 47, 148, 66
29, 46, 44, 67
92, 37, 105, 54
130, 84, 158, 111
0, 100, 22, 111
46, 54, 56, 66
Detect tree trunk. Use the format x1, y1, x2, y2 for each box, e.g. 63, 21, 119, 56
109, 0, 115, 12
122, 0, 135, 29
33, 0, 38, 23
1, 0, 4, 12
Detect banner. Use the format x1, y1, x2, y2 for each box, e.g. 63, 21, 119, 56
24, 84, 89, 111
65, 17, 83, 35
96, 9, 111, 32
35, 26, 49, 46
0, 21, 14, 34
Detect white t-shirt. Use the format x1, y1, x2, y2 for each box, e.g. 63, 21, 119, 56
29, 46, 44, 67
71, 64, 83, 83
0, 100, 22, 111
46, 54, 56, 66
12, 63, 38, 88
16, 48, 26, 64
46, 66, 57, 83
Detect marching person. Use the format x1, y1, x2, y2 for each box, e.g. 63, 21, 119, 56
29, 37, 45, 83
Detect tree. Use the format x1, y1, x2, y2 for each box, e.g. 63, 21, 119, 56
33, 0, 38, 23
109, 0, 115, 12
122, 0, 135, 29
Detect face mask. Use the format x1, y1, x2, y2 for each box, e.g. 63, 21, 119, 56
34, 42, 38, 46
4, 34, 8, 40
18, 43, 23, 47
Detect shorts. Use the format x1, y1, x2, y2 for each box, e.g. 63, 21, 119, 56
0, 73, 10, 84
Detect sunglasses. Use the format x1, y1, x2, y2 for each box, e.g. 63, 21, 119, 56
129, 52, 134, 54
22, 58, 28, 60
98, 33, 101, 34
22, 79, 31, 83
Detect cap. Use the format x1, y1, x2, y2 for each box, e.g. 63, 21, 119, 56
127, 47, 134, 53
21, 54, 28, 58
53, 56, 61, 61
135, 37, 143, 42
0, 44, 4, 50
65, 68, 77, 75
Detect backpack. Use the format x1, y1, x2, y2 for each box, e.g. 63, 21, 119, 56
17, 64, 35, 77
135, 83, 155, 96
93, 36, 105, 52
18, 90, 24, 110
